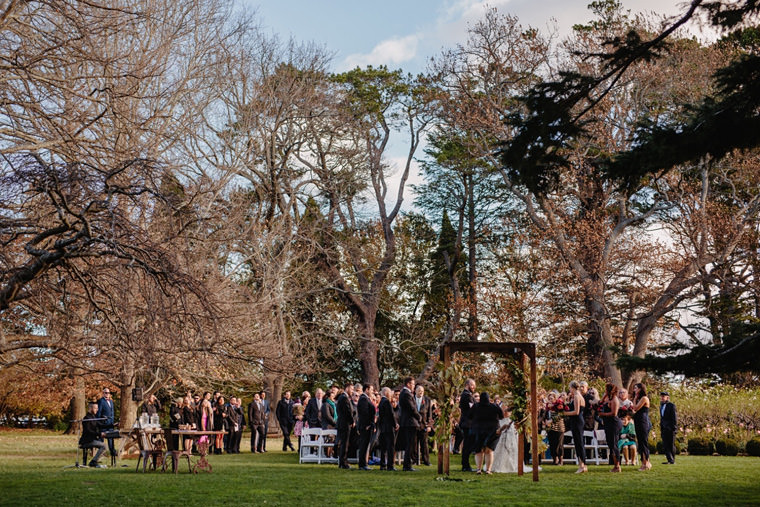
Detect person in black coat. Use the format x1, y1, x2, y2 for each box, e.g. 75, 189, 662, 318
468, 392, 502, 474
356, 384, 377, 470
377, 387, 398, 470
398, 377, 422, 472
228, 397, 245, 453
80, 402, 107, 467
459, 378, 476, 471
659, 392, 678, 464
276, 391, 295, 452
336, 383, 356, 469
169, 397, 183, 450
305, 388, 324, 429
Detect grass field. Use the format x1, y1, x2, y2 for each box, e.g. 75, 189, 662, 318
1, 429, 759, 506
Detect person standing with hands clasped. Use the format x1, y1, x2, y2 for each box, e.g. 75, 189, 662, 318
631, 383, 652, 471
659, 391, 678, 465
565, 381, 587, 474
398, 376, 422, 472
599, 383, 623, 473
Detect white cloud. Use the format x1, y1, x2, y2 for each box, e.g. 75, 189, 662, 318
340, 34, 420, 71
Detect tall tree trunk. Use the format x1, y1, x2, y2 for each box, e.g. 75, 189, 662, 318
467, 172, 478, 341
585, 294, 622, 386
118, 360, 137, 431
65, 372, 86, 434
264, 374, 282, 433
359, 312, 380, 387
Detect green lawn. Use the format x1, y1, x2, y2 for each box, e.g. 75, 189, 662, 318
1, 430, 759, 506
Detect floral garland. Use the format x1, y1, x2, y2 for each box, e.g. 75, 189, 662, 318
428, 362, 464, 474
500, 357, 529, 431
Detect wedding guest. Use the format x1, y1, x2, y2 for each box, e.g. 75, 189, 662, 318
377, 387, 398, 470
469, 392, 502, 474
579, 381, 595, 430
336, 383, 356, 469
321, 389, 337, 430
459, 378, 476, 472
231, 397, 245, 453
659, 391, 677, 465
618, 388, 633, 409
169, 397, 183, 450
349, 390, 361, 459
543, 391, 565, 465
293, 399, 306, 454
305, 388, 324, 429
260, 391, 271, 452
212, 396, 227, 454
320, 388, 337, 458
618, 410, 637, 465
565, 381, 587, 474
631, 383, 652, 470
198, 392, 213, 449
357, 384, 376, 470
414, 385, 433, 466
181, 396, 196, 451
192, 393, 201, 422
248, 392, 266, 453
276, 391, 295, 452
599, 383, 622, 472
452, 395, 463, 454
141, 394, 162, 418
398, 377, 421, 472
96, 387, 116, 459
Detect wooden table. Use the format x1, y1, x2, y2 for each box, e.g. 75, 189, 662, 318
172, 430, 226, 473
119, 427, 169, 472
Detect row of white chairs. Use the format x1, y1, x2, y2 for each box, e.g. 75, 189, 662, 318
300, 427, 617, 466
561, 429, 610, 465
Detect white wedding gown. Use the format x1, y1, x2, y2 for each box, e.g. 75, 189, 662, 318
492, 417, 519, 473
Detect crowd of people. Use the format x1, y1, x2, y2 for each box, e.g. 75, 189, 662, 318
79, 378, 677, 474
274, 378, 438, 471
533, 381, 678, 473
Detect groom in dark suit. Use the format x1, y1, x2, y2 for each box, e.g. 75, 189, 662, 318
659, 391, 678, 464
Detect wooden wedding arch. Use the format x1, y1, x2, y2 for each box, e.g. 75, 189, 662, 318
440, 341, 539, 481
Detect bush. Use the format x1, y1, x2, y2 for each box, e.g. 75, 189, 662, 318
715, 438, 739, 456
656, 440, 680, 455
746, 438, 760, 457
688, 437, 715, 455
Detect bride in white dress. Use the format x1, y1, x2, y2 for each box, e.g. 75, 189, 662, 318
491, 413, 519, 473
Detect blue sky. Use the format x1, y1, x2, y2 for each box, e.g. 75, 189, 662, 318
244, 0, 687, 73
240, 1, 691, 210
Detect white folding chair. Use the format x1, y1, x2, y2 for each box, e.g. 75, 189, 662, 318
318, 429, 338, 464
299, 428, 322, 463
